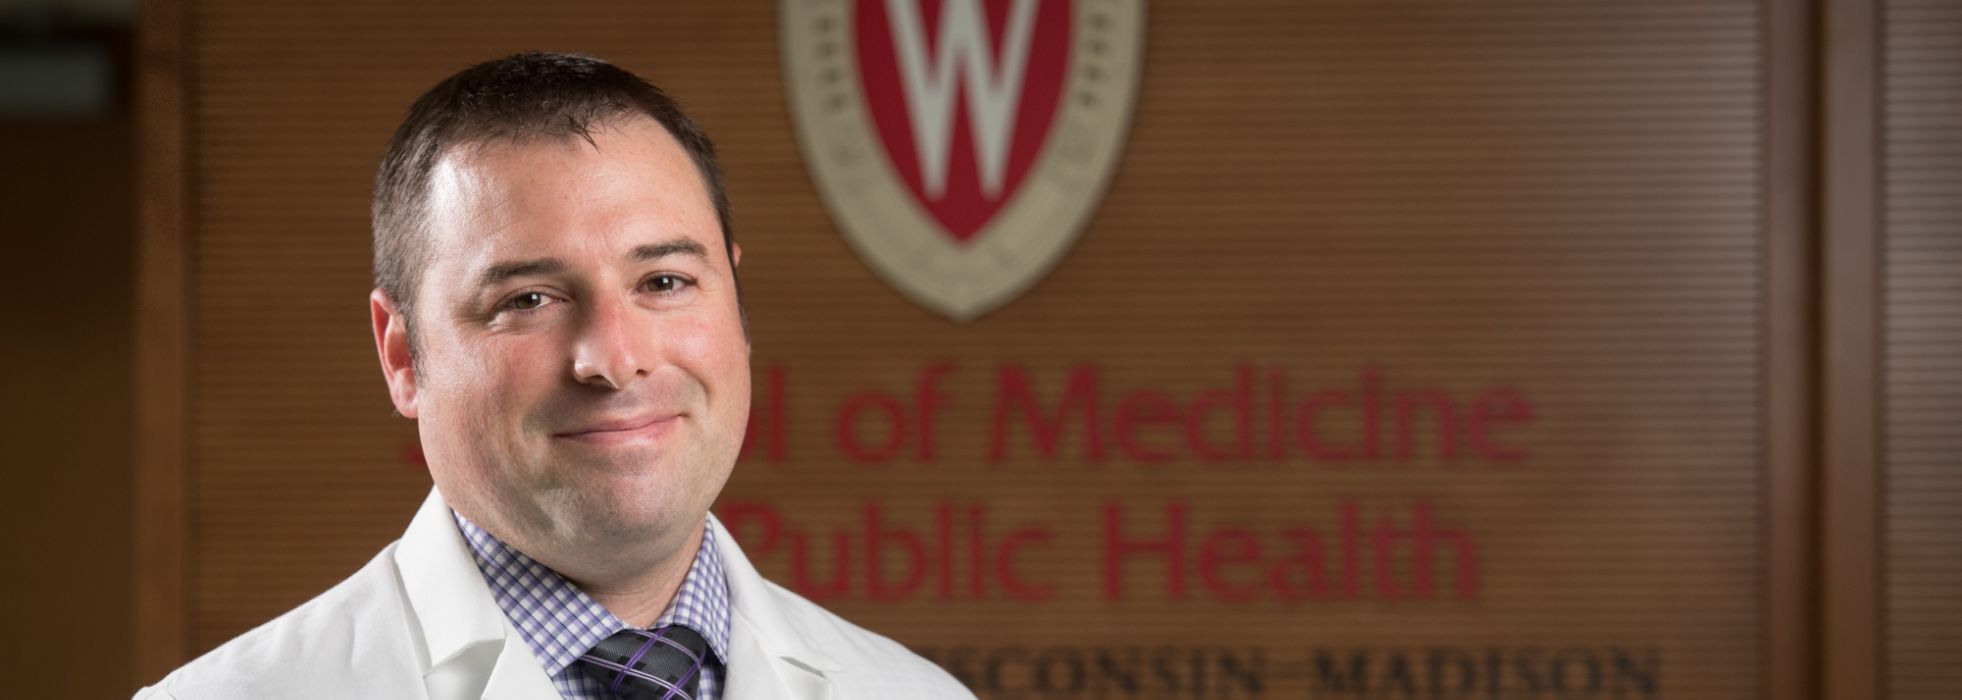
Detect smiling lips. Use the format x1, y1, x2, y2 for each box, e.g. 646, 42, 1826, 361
554, 413, 682, 445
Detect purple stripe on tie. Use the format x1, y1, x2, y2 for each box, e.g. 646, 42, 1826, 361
611, 629, 669, 695
661, 656, 704, 700
581, 658, 686, 693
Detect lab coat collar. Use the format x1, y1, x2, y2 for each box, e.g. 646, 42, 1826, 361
395, 487, 557, 699
394, 488, 837, 700
396, 488, 502, 668
709, 512, 838, 700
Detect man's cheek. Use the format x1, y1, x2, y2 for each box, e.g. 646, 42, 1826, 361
655, 316, 724, 366
484, 335, 563, 382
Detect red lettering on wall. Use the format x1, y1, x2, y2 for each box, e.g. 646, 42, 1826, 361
865, 502, 926, 600
1101, 499, 1478, 602
837, 390, 907, 463
987, 365, 1532, 466
1296, 389, 1357, 462
990, 364, 1105, 461
1198, 526, 1262, 602
1102, 501, 1186, 599
720, 500, 1056, 602
1374, 500, 1480, 600
913, 361, 955, 460
1113, 390, 1179, 463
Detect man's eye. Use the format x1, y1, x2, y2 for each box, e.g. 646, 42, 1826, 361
507, 291, 550, 310
645, 274, 692, 293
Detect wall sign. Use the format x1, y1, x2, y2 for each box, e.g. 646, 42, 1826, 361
782, 0, 1143, 320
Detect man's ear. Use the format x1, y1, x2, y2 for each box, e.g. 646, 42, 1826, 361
730, 242, 742, 269
370, 288, 419, 418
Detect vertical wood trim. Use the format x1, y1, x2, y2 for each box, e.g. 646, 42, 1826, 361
134, 0, 192, 687
1821, 0, 1882, 695
1765, 0, 1820, 697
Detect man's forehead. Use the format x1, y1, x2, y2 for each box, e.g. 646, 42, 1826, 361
418, 122, 718, 276
427, 121, 704, 211
439, 117, 697, 180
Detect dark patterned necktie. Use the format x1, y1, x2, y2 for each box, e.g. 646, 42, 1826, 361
574, 625, 710, 699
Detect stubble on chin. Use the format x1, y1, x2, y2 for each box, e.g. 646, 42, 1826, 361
519, 459, 696, 551
503, 479, 710, 589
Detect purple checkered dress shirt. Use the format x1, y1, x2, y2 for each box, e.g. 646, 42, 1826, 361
453, 512, 732, 700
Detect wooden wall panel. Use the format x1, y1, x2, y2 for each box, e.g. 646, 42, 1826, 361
1883, 0, 1962, 697
178, 0, 1781, 697
2, 117, 138, 699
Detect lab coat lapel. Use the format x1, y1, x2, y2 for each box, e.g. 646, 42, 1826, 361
394, 491, 828, 699
711, 514, 837, 700
394, 487, 559, 700
477, 639, 561, 700
722, 623, 831, 700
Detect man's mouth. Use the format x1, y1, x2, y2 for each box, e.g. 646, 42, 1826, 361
553, 413, 683, 444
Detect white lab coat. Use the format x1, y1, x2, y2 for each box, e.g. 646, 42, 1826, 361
136, 488, 975, 700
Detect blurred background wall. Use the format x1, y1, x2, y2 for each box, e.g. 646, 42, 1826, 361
0, 1, 134, 699
0, 0, 1955, 698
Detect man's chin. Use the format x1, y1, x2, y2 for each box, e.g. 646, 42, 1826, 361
550, 485, 692, 541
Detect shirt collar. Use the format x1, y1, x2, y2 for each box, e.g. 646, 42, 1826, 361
451, 511, 734, 677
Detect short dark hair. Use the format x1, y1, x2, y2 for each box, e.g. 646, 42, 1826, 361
371, 51, 734, 339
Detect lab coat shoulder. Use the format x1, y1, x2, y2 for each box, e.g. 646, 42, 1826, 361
134, 542, 427, 700
709, 518, 975, 699
753, 579, 974, 698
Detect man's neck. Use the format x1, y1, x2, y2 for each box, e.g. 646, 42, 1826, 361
464, 506, 709, 629
561, 518, 707, 627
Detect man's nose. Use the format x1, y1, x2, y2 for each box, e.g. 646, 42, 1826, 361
570, 295, 653, 390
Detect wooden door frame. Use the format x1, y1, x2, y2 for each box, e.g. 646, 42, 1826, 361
1767, 0, 1824, 696
134, 0, 192, 687
1820, 0, 1884, 695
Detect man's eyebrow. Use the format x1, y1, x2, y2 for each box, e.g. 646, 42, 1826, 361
477, 257, 567, 288
634, 239, 709, 262
473, 241, 707, 288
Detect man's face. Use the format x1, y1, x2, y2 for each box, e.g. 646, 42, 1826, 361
373, 117, 748, 556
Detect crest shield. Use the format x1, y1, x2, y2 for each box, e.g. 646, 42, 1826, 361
782, 0, 1145, 320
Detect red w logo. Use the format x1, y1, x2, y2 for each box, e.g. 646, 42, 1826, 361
855, 0, 1073, 242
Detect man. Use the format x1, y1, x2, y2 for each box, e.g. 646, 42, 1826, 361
138, 52, 975, 700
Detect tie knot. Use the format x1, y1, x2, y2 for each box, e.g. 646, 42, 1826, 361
575, 625, 711, 699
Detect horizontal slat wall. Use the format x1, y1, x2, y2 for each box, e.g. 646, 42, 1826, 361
1884, 0, 1962, 697
186, 0, 1770, 697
